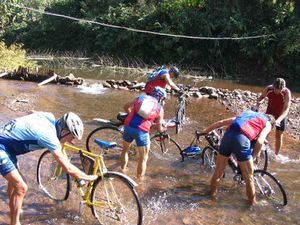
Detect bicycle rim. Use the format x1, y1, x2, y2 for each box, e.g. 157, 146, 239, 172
254, 170, 287, 207
86, 126, 123, 153
254, 149, 268, 171
202, 146, 217, 171
37, 150, 70, 201
91, 173, 143, 225
175, 105, 185, 134
150, 134, 182, 161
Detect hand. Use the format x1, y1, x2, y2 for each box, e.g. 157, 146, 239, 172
85, 175, 98, 181
275, 120, 281, 127
250, 105, 259, 112
178, 89, 185, 96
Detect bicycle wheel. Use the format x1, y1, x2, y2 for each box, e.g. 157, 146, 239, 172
150, 134, 182, 161
175, 104, 185, 134
86, 126, 123, 153
202, 146, 217, 171
91, 172, 143, 225
37, 150, 71, 201
253, 170, 287, 206
254, 149, 268, 171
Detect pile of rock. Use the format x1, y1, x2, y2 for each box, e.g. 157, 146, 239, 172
102, 79, 300, 141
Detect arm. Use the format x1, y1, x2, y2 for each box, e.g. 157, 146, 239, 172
256, 86, 269, 108
162, 73, 180, 92
156, 108, 166, 133
51, 149, 98, 181
203, 117, 235, 134
252, 121, 272, 160
276, 88, 291, 124
123, 100, 135, 114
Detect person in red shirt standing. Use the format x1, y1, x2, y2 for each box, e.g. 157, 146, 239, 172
144, 66, 181, 95
254, 78, 291, 155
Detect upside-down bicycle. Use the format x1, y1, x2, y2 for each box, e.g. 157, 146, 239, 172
86, 112, 182, 161
200, 131, 287, 207
37, 140, 143, 224
175, 92, 188, 134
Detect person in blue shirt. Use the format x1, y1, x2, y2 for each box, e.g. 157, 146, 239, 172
203, 110, 275, 205
0, 111, 97, 225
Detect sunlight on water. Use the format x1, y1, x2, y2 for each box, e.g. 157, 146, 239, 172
268, 151, 300, 164
77, 84, 107, 94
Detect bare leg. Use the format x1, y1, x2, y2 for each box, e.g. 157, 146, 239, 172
137, 144, 150, 179
5, 170, 28, 225
275, 130, 283, 155
238, 159, 255, 205
120, 140, 131, 172
210, 154, 228, 196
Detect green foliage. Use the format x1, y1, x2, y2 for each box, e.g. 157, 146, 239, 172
1, 0, 299, 84
0, 41, 35, 70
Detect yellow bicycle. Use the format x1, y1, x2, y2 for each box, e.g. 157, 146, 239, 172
36, 140, 143, 225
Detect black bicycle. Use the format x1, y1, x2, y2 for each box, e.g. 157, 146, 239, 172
201, 132, 287, 207
86, 113, 182, 161
175, 92, 188, 134
201, 129, 269, 172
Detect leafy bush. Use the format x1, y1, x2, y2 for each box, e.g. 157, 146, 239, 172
0, 41, 35, 70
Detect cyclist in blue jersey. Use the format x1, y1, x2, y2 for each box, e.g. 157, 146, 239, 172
121, 87, 166, 179
0, 111, 98, 225
203, 110, 275, 205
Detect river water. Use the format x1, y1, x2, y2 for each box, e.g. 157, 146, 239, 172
0, 72, 299, 225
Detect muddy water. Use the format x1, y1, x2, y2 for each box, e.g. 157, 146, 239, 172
0, 78, 299, 225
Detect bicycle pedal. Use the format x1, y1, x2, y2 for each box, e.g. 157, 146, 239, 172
79, 201, 85, 215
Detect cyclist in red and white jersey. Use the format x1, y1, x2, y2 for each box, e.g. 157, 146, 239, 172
144, 66, 181, 95
254, 78, 291, 155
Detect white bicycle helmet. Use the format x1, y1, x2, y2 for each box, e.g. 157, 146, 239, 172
58, 112, 84, 140
151, 86, 167, 101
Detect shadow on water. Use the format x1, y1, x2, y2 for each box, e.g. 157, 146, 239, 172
0, 75, 299, 224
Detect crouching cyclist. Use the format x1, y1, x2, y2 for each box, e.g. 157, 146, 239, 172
121, 87, 166, 179
0, 111, 97, 225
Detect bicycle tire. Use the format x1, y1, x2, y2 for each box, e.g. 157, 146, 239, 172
175, 102, 186, 134
201, 146, 217, 171
37, 150, 71, 201
254, 149, 268, 171
150, 134, 182, 161
91, 172, 143, 225
86, 126, 123, 153
253, 170, 287, 206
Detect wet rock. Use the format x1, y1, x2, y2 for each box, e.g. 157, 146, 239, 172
192, 92, 202, 98
102, 81, 111, 88
209, 93, 218, 99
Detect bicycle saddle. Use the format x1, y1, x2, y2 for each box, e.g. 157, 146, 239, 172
94, 139, 117, 149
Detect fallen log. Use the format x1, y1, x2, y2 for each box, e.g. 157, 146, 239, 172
38, 73, 58, 86
0, 72, 8, 78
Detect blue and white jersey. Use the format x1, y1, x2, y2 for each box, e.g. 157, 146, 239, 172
0, 112, 61, 155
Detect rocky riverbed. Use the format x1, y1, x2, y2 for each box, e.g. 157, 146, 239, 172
2, 78, 300, 141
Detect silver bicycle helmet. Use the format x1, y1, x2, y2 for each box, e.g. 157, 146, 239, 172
151, 86, 167, 101
57, 112, 84, 140
169, 66, 180, 78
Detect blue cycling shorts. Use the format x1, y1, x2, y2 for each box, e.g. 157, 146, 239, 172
123, 126, 150, 147
0, 144, 18, 176
219, 131, 252, 162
